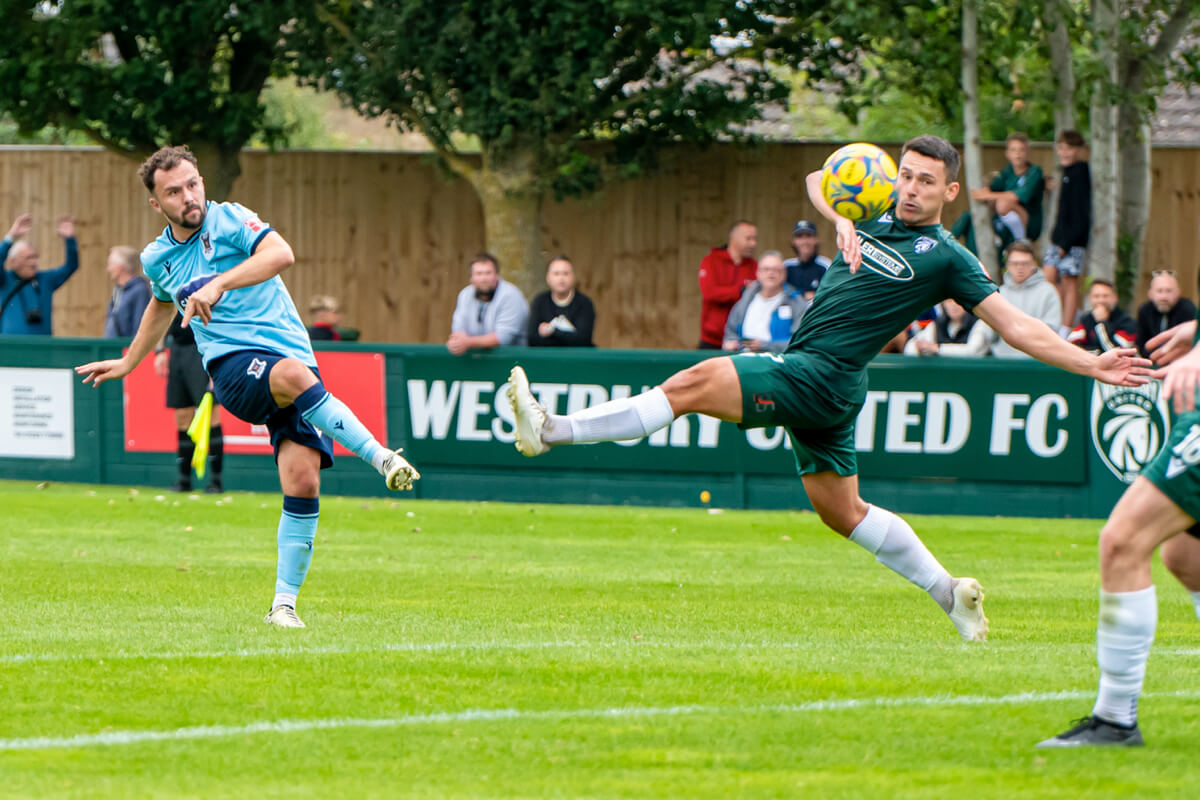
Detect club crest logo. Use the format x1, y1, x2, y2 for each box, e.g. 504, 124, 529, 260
1090, 380, 1171, 484
857, 233, 915, 281
201, 232, 213, 258
914, 236, 937, 254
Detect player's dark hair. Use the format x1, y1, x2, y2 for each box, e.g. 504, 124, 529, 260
1004, 239, 1038, 264
729, 220, 755, 237
1091, 277, 1115, 291
138, 145, 199, 193
901, 135, 961, 182
1005, 131, 1029, 146
546, 255, 572, 272
470, 251, 500, 272
1058, 130, 1085, 148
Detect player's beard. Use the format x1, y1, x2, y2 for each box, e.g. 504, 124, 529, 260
169, 204, 207, 230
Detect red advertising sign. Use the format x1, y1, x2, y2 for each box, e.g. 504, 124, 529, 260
123, 351, 387, 456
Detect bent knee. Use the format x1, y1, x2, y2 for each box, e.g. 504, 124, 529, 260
270, 358, 318, 396
1099, 522, 1147, 568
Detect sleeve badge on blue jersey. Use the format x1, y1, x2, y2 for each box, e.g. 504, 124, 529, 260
243, 217, 266, 233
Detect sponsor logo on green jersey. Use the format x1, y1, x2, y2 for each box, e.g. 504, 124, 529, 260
857, 233, 915, 281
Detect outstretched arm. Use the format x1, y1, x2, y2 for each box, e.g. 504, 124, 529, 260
181, 231, 294, 327
76, 299, 176, 387
973, 293, 1151, 387
805, 171, 861, 272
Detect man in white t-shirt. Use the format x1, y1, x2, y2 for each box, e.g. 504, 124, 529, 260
722, 251, 807, 353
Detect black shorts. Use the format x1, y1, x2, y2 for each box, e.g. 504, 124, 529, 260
208, 350, 333, 470
165, 342, 211, 409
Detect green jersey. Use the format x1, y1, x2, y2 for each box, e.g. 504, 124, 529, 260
787, 208, 997, 370
992, 163, 1045, 240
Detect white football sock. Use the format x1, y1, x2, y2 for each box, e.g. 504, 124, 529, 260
1093, 586, 1156, 727
272, 591, 298, 610
563, 387, 675, 443
849, 504, 955, 612
1190, 590, 1200, 621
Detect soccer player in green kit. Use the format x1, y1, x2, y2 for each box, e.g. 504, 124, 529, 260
507, 135, 1150, 642
1038, 318, 1200, 747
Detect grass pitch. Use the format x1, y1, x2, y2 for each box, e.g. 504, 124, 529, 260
0, 479, 1197, 798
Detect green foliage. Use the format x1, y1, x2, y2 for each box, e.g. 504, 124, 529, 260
0, 1, 307, 161
254, 81, 340, 150
0, 113, 90, 145
292, 1, 797, 197
767, 0, 1082, 141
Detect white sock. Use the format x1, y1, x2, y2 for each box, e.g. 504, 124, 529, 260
1190, 591, 1200, 621
849, 505, 954, 612
560, 387, 675, 444
272, 591, 298, 610
1093, 586, 1156, 727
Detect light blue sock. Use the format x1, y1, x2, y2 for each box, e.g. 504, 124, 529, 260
294, 382, 386, 470
275, 495, 319, 604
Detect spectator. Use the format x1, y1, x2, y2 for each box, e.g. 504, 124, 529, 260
1044, 130, 1091, 333
783, 219, 830, 300
987, 239, 1062, 359
904, 299, 991, 357
447, 252, 528, 354
154, 314, 225, 493
951, 132, 1045, 253
722, 251, 807, 353
0, 213, 78, 335
527, 256, 595, 347
1135, 270, 1195, 360
103, 245, 151, 338
308, 295, 343, 342
698, 220, 757, 349
1068, 278, 1136, 353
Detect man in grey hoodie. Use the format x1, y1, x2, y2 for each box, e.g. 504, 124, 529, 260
988, 239, 1062, 359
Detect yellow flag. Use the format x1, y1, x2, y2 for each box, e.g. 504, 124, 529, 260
187, 392, 213, 479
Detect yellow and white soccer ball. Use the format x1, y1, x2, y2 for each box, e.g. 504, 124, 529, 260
820, 142, 898, 221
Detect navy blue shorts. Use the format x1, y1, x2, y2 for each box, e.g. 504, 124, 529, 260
207, 350, 334, 469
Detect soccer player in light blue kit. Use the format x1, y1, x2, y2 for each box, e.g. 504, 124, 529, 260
76, 146, 420, 629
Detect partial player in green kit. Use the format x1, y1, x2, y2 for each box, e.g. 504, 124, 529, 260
508, 135, 1150, 642
1039, 315, 1200, 747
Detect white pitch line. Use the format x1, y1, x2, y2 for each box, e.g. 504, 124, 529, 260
2, 641, 1197, 666
3, 689, 1200, 752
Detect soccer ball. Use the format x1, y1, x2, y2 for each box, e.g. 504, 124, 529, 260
820, 142, 898, 221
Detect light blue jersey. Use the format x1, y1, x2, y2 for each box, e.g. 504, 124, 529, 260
141, 201, 315, 370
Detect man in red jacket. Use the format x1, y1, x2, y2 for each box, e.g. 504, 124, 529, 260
698, 220, 758, 348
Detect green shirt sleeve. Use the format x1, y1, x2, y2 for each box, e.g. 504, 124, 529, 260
944, 245, 998, 313
989, 168, 1007, 192
1012, 164, 1044, 207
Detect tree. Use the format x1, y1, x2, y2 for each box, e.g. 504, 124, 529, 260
1113, 0, 1197, 302
962, 0, 999, 275
1088, 0, 1121, 285
296, 1, 796, 296
0, 1, 305, 199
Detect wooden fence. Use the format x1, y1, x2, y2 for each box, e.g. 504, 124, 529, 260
1, 143, 1196, 348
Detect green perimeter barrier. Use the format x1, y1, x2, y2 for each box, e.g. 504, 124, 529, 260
0, 337, 1159, 518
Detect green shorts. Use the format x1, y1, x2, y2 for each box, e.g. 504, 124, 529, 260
731, 351, 866, 477
1139, 411, 1200, 530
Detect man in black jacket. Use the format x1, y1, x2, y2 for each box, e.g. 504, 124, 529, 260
1136, 270, 1195, 360
1043, 130, 1091, 334
1068, 279, 1136, 353
527, 256, 595, 347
